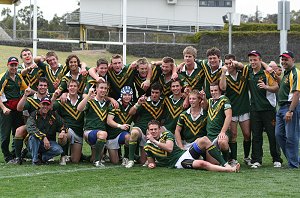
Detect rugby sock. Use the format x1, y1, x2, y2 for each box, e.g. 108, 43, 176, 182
14, 137, 24, 158
222, 150, 229, 162
207, 145, 226, 166
229, 142, 237, 160
95, 139, 106, 162
124, 145, 129, 158
243, 140, 251, 158
129, 141, 137, 161
62, 144, 69, 156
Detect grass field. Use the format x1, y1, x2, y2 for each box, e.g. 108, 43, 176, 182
0, 45, 299, 197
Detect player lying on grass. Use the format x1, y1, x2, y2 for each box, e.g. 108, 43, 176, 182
144, 120, 240, 172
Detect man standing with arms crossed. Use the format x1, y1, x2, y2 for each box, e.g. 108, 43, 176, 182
275, 51, 300, 168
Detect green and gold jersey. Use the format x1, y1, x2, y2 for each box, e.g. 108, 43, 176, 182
53, 95, 84, 137
84, 74, 108, 94
224, 66, 250, 116
177, 108, 207, 143
144, 130, 185, 168
207, 95, 231, 140
163, 95, 185, 133
37, 62, 68, 93
133, 70, 150, 97
23, 93, 52, 114
278, 66, 300, 106
83, 98, 109, 131
107, 65, 135, 100
59, 69, 88, 94
158, 73, 186, 98
200, 59, 223, 98
0, 71, 28, 100
179, 60, 205, 90
107, 100, 134, 139
18, 64, 43, 91
134, 97, 164, 133
247, 65, 277, 111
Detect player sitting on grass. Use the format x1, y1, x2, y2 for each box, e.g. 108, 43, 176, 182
144, 120, 240, 172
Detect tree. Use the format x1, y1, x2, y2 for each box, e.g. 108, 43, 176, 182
1, 8, 11, 17
291, 9, 300, 24
17, 5, 44, 26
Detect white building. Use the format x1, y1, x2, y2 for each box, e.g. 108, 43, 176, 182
69, 0, 236, 32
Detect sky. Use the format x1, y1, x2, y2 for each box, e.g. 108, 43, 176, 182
0, 0, 299, 20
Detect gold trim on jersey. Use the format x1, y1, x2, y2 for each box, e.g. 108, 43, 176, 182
45, 66, 64, 83
108, 67, 134, 89
164, 97, 183, 119
89, 100, 107, 121
208, 98, 226, 121
144, 145, 167, 157
58, 101, 83, 120
226, 67, 248, 95
158, 77, 171, 95
61, 76, 86, 93
184, 70, 204, 89
142, 101, 163, 120
27, 97, 40, 109
201, 61, 221, 83
24, 70, 43, 86
111, 109, 133, 124
179, 114, 207, 136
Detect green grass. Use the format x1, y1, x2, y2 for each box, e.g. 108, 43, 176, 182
0, 45, 299, 197
0, 132, 299, 197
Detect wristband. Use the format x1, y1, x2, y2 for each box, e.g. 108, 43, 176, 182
117, 124, 121, 128
135, 103, 141, 108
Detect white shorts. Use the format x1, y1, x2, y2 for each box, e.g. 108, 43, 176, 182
68, 128, 83, 145
175, 150, 194, 169
232, 113, 250, 122
131, 126, 147, 147
181, 141, 193, 150
106, 132, 129, 150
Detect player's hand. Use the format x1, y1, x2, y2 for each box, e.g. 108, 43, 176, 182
60, 92, 68, 104
171, 72, 178, 80
120, 124, 130, 130
148, 162, 156, 169
88, 86, 95, 97
176, 62, 185, 73
110, 98, 119, 109
80, 70, 89, 76
285, 111, 293, 122
3, 107, 11, 115
146, 133, 155, 142
43, 137, 50, 150
221, 65, 228, 73
218, 132, 227, 140
24, 86, 31, 97
96, 77, 106, 83
129, 61, 137, 69
182, 99, 190, 109
257, 80, 267, 89
138, 95, 146, 104
141, 80, 150, 91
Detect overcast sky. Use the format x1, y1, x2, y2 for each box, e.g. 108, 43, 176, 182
0, 0, 299, 20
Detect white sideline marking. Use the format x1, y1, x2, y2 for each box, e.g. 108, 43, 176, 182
0, 166, 121, 179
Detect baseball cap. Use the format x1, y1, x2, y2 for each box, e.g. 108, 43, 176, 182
7, 57, 19, 65
248, 50, 261, 57
279, 51, 294, 58
40, 97, 51, 105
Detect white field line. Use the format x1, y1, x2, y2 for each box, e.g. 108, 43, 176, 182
0, 166, 122, 179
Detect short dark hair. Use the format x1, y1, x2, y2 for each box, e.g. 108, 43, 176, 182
147, 120, 161, 128
97, 58, 108, 66
171, 78, 183, 87
151, 82, 162, 93
111, 54, 123, 63
210, 80, 220, 87
46, 51, 58, 60
38, 77, 49, 85
224, 54, 236, 61
162, 56, 175, 64
206, 47, 221, 58
67, 79, 79, 87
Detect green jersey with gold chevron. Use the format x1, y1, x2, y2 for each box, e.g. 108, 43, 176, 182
200, 59, 223, 98
134, 70, 150, 97
247, 65, 277, 111
207, 95, 231, 140
163, 95, 185, 133
53, 95, 84, 137
0, 71, 28, 100
18, 64, 43, 91
84, 74, 109, 94
179, 60, 205, 90
24, 93, 52, 114
177, 108, 207, 143
107, 100, 134, 139
158, 73, 186, 97
83, 98, 110, 131
224, 66, 250, 116
59, 69, 88, 94
37, 62, 68, 93
144, 130, 185, 168
107, 65, 135, 100
134, 97, 164, 133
